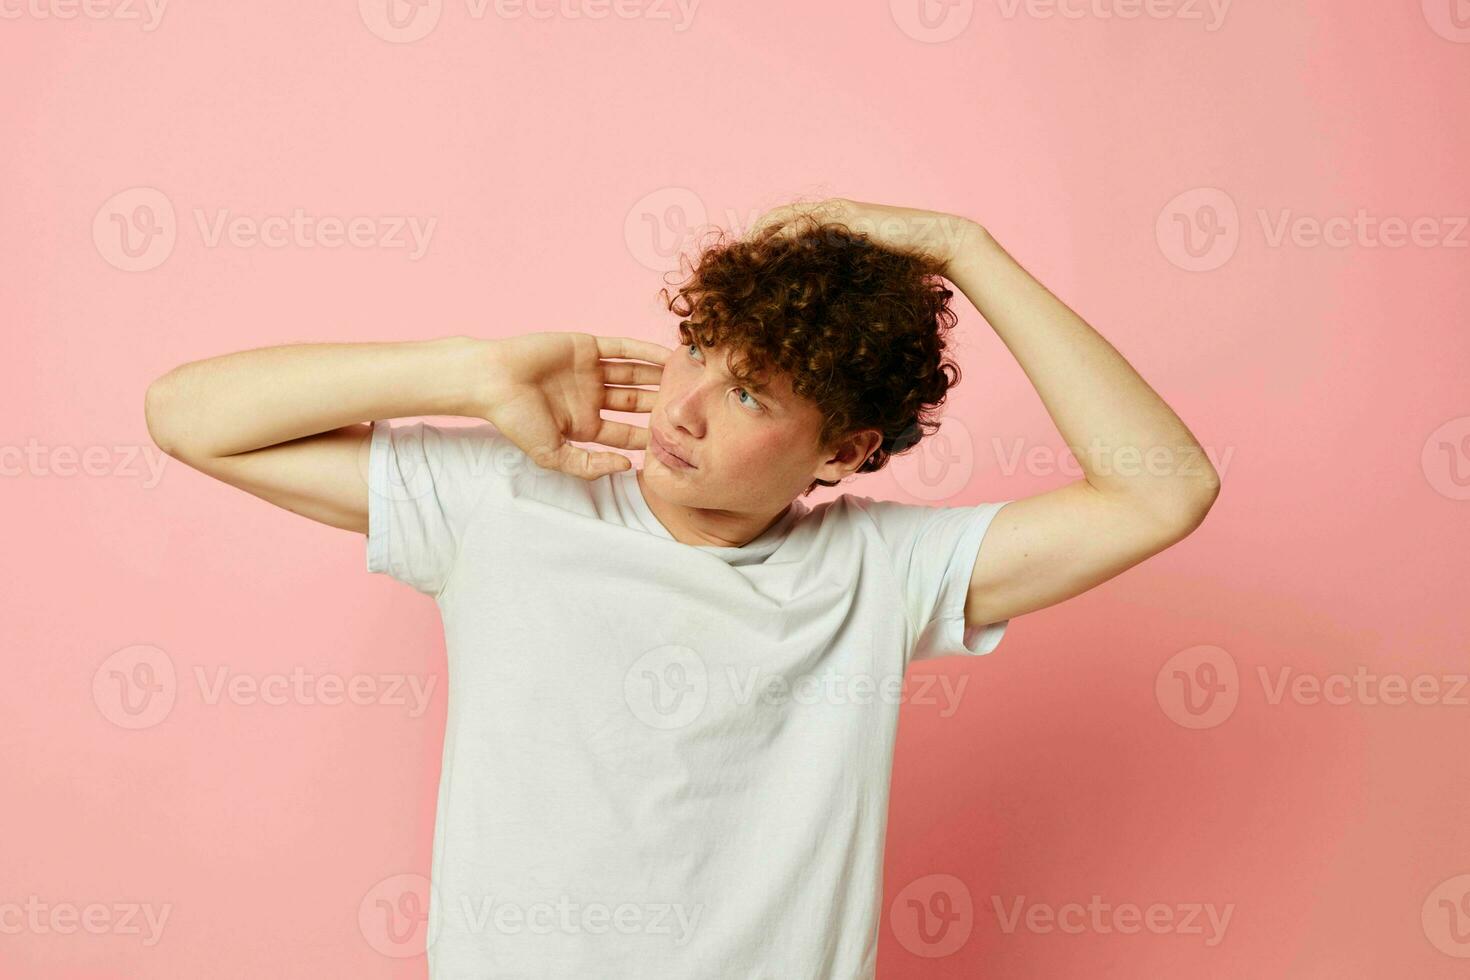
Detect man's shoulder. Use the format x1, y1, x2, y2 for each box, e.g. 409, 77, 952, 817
795, 491, 906, 538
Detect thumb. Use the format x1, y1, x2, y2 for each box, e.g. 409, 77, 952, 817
553, 444, 631, 481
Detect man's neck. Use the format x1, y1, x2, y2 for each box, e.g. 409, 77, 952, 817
636, 467, 792, 549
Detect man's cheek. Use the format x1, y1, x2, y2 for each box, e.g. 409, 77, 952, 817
736, 435, 790, 473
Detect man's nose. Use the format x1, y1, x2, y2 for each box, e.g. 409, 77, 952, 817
664, 383, 709, 436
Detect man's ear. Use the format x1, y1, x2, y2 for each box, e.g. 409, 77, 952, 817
813, 429, 884, 483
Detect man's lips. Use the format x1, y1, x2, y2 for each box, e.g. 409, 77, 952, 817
651, 429, 695, 468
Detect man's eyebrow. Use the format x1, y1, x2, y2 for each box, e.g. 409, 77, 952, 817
737, 374, 772, 395
730, 371, 781, 402
692, 333, 783, 402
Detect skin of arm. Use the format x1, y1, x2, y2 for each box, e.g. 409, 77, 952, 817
944, 220, 1221, 629
144, 336, 493, 534
772, 198, 1221, 630
143, 332, 665, 534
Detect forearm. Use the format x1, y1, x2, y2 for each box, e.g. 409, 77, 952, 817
947, 223, 1220, 513
145, 335, 493, 458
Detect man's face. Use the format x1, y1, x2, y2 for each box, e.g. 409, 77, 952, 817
643, 337, 837, 515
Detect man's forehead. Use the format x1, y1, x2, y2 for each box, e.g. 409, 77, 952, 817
714, 347, 793, 400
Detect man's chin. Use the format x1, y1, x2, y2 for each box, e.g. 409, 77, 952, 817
644, 461, 707, 502
647, 460, 687, 483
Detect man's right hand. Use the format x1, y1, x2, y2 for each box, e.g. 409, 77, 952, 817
479, 332, 671, 480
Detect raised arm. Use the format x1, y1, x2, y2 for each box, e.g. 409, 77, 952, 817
755, 198, 1222, 631
143, 332, 669, 535
942, 221, 1221, 629
143, 336, 494, 534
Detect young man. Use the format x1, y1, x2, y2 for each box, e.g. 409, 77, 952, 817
144, 199, 1219, 977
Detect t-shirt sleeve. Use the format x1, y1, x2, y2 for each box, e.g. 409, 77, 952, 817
851, 495, 1016, 663
365, 419, 511, 598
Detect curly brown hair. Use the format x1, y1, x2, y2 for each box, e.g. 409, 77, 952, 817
657, 207, 964, 496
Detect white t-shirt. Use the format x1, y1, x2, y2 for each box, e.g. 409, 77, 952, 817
365, 419, 1013, 979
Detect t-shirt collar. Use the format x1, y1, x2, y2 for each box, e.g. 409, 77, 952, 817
619, 467, 805, 562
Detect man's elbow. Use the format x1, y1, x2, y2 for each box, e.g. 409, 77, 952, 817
144, 376, 186, 459
1161, 472, 1221, 537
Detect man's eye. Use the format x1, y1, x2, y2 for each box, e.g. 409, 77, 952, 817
686, 342, 761, 412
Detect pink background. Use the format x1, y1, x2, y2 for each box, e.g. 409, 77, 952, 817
4, 1, 1469, 976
